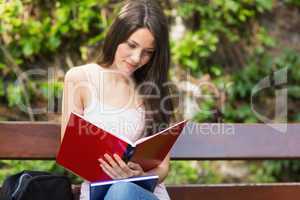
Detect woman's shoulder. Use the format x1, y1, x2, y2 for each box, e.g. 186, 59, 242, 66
64, 63, 103, 82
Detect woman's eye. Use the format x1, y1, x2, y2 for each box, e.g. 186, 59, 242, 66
127, 42, 136, 49
145, 51, 154, 56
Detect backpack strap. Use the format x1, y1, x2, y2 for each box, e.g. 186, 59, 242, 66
11, 173, 32, 198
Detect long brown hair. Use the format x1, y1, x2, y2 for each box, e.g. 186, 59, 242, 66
98, 0, 174, 136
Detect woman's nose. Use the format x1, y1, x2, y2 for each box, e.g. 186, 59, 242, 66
131, 50, 142, 64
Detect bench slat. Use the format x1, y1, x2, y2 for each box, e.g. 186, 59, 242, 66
167, 183, 300, 200
1, 122, 300, 160
0, 122, 60, 159
2, 184, 300, 200
171, 122, 300, 160
70, 183, 300, 200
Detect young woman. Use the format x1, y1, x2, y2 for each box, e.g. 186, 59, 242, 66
61, 0, 174, 199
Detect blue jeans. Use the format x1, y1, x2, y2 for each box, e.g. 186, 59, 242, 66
104, 182, 159, 200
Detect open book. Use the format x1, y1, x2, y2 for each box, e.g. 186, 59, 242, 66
90, 175, 159, 200
56, 112, 188, 182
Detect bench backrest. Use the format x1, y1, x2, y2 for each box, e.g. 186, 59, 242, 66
1, 122, 300, 160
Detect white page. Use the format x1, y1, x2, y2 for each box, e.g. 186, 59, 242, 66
90, 175, 159, 186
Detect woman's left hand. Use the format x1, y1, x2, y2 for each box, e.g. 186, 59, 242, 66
98, 153, 146, 179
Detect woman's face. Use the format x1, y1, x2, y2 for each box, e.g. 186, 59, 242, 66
111, 28, 155, 76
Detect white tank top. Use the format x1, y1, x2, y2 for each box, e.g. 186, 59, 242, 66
79, 63, 170, 200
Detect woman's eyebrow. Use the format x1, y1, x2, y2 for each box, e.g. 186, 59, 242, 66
129, 39, 155, 51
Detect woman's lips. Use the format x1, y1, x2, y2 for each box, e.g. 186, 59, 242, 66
125, 61, 136, 69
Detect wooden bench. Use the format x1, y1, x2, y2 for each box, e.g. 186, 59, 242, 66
1, 121, 300, 200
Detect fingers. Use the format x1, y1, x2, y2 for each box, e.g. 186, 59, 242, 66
105, 154, 127, 178
104, 154, 119, 169
98, 154, 129, 179
99, 158, 125, 179
98, 154, 145, 179
99, 160, 117, 179
113, 154, 133, 176
127, 161, 142, 170
112, 155, 144, 177
127, 161, 145, 176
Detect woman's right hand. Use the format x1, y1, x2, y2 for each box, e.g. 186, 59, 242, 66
98, 153, 146, 179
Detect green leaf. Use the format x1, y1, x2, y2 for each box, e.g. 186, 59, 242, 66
0, 63, 5, 70
0, 79, 4, 97
7, 84, 23, 107
288, 86, 300, 98
255, 0, 273, 12
22, 40, 34, 56
47, 36, 61, 50
210, 65, 222, 76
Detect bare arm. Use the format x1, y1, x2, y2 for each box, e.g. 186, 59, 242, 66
61, 68, 85, 142
145, 153, 170, 183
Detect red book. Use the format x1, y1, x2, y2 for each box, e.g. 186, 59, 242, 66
56, 112, 188, 182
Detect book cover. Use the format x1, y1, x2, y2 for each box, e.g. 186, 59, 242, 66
89, 175, 159, 200
56, 112, 188, 182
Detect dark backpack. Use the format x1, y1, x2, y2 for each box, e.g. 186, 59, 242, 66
0, 171, 73, 200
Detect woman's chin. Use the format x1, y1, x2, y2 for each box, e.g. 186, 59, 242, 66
121, 66, 135, 76
114, 63, 136, 76
115, 69, 132, 77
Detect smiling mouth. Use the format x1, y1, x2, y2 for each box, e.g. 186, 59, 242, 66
125, 61, 136, 68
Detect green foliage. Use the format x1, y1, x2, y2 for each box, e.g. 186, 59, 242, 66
166, 161, 198, 184
0, 78, 5, 97
193, 94, 217, 122
249, 160, 300, 182
172, 0, 274, 75
40, 81, 64, 100
7, 83, 24, 107
0, 161, 83, 185
0, 161, 54, 184
197, 161, 223, 184
172, 0, 300, 184
194, 49, 300, 123
0, 0, 113, 116
0, 0, 117, 183
285, 0, 300, 6
1, 0, 108, 56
